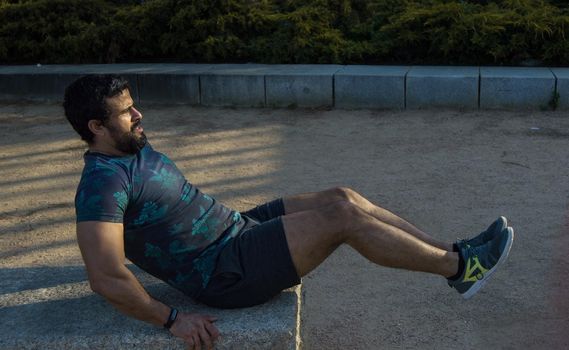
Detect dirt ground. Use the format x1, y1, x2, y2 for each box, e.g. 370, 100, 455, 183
1, 103, 568, 349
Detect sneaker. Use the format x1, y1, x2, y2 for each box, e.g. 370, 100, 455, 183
448, 226, 514, 299
457, 216, 508, 249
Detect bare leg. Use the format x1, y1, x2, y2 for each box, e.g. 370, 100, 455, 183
283, 187, 453, 251
282, 200, 459, 278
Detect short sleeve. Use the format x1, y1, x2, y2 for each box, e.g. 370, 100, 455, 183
75, 163, 130, 223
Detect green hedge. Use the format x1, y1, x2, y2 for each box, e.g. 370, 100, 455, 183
1, 0, 569, 65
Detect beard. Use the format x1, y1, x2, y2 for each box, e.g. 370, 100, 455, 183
107, 120, 147, 154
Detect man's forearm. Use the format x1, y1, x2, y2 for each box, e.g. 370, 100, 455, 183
89, 265, 221, 348
90, 266, 170, 327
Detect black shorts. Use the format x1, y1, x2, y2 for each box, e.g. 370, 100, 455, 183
196, 199, 301, 309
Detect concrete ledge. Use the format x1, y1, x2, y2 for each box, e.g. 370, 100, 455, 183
335, 65, 408, 109
138, 74, 200, 104
0, 64, 566, 110
480, 67, 556, 109
551, 68, 569, 109
0, 265, 302, 349
0, 73, 81, 102
406, 66, 479, 109
265, 65, 341, 108
0, 64, 151, 103
200, 64, 268, 107
136, 64, 213, 104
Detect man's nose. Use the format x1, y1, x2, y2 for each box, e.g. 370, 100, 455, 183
130, 106, 143, 120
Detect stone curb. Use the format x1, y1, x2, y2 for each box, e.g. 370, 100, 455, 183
0, 265, 302, 349
0, 64, 563, 109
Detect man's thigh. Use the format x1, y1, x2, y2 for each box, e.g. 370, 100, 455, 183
281, 201, 351, 277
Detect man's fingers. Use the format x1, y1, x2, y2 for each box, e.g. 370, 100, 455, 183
206, 315, 218, 322
198, 325, 214, 349
185, 336, 194, 350
205, 321, 221, 340
192, 333, 201, 350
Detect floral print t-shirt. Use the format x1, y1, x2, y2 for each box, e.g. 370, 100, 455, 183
75, 143, 246, 298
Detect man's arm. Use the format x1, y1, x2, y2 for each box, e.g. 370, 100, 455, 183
77, 221, 220, 349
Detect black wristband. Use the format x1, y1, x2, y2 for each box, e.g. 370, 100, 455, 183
163, 308, 178, 329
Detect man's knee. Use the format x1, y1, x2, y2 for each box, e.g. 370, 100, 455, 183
320, 200, 365, 232
327, 186, 360, 204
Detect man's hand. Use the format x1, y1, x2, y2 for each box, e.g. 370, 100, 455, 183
170, 312, 220, 350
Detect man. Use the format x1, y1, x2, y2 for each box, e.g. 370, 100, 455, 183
64, 75, 514, 349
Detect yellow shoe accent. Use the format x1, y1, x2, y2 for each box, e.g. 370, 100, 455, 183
462, 256, 489, 283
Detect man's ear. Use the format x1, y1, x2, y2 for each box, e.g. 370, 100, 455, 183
87, 119, 106, 138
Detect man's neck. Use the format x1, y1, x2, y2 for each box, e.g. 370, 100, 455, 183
88, 143, 129, 157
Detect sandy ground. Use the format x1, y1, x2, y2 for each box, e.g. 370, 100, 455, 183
1, 103, 569, 349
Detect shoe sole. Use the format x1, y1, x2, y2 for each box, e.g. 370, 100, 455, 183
461, 226, 514, 300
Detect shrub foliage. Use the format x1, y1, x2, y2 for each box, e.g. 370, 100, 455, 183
1, 0, 568, 65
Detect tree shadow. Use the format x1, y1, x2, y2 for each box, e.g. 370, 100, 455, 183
0, 264, 299, 348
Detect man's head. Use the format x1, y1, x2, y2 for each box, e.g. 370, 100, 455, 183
63, 75, 146, 155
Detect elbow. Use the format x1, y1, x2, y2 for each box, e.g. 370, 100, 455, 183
87, 269, 129, 298
88, 276, 112, 296
89, 278, 105, 295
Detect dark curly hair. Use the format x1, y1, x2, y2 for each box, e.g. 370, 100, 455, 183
63, 75, 130, 144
